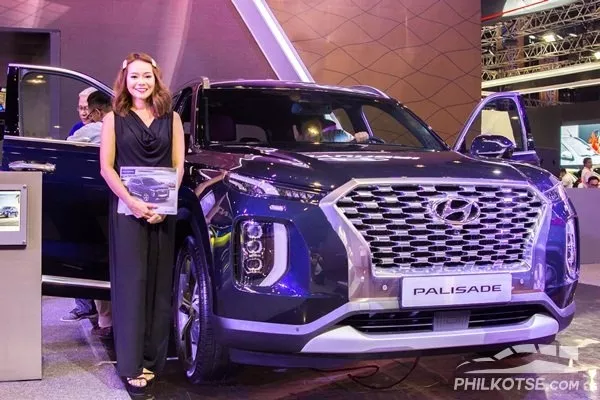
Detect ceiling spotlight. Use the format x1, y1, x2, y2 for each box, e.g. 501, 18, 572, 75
529, 35, 536, 39
543, 34, 556, 42
594, 51, 600, 60
556, 34, 564, 40
569, 33, 578, 37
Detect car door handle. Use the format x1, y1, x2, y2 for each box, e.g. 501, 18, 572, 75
9, 161, 56, 173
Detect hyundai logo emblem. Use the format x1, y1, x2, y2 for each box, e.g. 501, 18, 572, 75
432, 198, 481, 224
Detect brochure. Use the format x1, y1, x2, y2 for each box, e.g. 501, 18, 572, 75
0, 190, 21, 232
118, 166, 178, 216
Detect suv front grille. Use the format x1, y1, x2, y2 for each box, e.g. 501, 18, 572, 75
341, 305, 546, 334
337, 183, 545, 275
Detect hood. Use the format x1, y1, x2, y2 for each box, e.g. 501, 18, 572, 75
191, 143, 535, 190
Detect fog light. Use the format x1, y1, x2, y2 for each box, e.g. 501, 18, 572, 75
245, 240, 263, 254
237, 220, 288, 287
246, 222, 263, 239
244, 258, 263, 274
565, 218, 578, 280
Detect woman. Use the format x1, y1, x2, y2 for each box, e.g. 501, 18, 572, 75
100, 52, 185, 395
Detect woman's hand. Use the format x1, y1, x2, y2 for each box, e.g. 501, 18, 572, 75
146, 213, 166, 224
126, 197, 157, 219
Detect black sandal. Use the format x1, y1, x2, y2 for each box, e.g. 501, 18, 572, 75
123, 375, 153, 397
142, 368, 156, 382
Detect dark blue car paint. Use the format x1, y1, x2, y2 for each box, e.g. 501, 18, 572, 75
1, 65, 576, 339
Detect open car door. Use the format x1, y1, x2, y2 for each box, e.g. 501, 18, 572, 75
453, 92, 540, 165
1, 64, 113, 297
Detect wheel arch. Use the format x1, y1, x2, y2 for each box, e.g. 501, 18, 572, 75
176, 188, 213, 273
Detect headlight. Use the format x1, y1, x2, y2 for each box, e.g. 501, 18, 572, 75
225, 172, 325, 203
236, 219, 288, 287
565, 218, 579, 280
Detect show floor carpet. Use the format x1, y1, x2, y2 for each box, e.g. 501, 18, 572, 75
0, 296, 129, 400
2, 265, 600, 399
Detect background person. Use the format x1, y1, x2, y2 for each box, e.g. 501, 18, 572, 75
60, 298, 97, 322
559, 168, 576, 188
295, 116, 369, 143
67, 91, 112, 144
99, 52, 184, 395
69, 87, 97, 136
578, 157, 594, 188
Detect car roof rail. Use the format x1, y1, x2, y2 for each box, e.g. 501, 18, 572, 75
349, 85, 389, 98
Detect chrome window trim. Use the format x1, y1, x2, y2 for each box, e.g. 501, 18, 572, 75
3, 135, 100, 147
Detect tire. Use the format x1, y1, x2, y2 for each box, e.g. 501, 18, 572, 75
142, 192, 150, 202
172, 235, 232, 383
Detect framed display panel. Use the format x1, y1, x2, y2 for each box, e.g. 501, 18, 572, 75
0, 184, 27, 246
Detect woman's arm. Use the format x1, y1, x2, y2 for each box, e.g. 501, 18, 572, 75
146, 111, 185, 225
100, 112, 155, 219
172, 111, 185, 187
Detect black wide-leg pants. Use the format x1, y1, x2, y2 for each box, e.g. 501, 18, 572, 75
108, 200, 175, 377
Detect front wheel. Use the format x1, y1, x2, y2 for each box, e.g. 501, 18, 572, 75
172, 235, 232, 383
142, 192, 150, 202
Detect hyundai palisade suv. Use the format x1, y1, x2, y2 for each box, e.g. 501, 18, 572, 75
126, 177, 170, 203
0, 206, 18, 218
1, 64, 578, 383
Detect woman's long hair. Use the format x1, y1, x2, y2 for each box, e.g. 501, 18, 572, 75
112, 52, 172, 117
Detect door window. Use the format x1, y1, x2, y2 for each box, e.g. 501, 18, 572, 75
19, 72, 105, 140
460, 97, 525, 152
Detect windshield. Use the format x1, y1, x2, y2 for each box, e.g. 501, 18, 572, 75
142, 178, 161, 186
202, 88, 446, 150
565, 136, 594, 156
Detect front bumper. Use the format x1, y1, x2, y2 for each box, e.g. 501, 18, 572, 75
215, 290, 575, 357
301, 313, 558, 354
151, 192, 169, 200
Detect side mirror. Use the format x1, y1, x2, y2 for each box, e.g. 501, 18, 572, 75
561, 150, 575, 161
470, 135, 515, 159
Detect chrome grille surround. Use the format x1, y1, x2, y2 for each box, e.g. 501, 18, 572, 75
319, 178, 552, 302
335, 180, 547, 277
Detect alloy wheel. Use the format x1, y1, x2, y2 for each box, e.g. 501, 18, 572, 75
176, 254, 201, 375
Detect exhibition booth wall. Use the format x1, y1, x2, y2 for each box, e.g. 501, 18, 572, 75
0, 0, 276, 88
266, 0, 482, 142
0, 1, 482, 144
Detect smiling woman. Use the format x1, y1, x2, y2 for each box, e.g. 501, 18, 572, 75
99, 52, 185, 397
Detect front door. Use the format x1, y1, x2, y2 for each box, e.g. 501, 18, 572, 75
1, 64, 113, 291
453, 92, 540, 165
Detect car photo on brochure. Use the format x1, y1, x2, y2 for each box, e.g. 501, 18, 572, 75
0, 190, 21, 231
118, 166, 178, 215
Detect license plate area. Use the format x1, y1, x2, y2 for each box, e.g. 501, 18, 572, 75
401, 274, 512, 308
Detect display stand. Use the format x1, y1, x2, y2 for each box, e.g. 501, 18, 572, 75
565, 188, 600, 264
0, 171, 42, 381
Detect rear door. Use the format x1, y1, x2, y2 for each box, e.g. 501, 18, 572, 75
1, 64, 113, 293
453, 92, 539, 165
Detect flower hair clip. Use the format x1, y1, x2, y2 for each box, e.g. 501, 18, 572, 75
122, 57, 157, 70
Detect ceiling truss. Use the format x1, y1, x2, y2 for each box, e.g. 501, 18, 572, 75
482, 0, 600, 81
